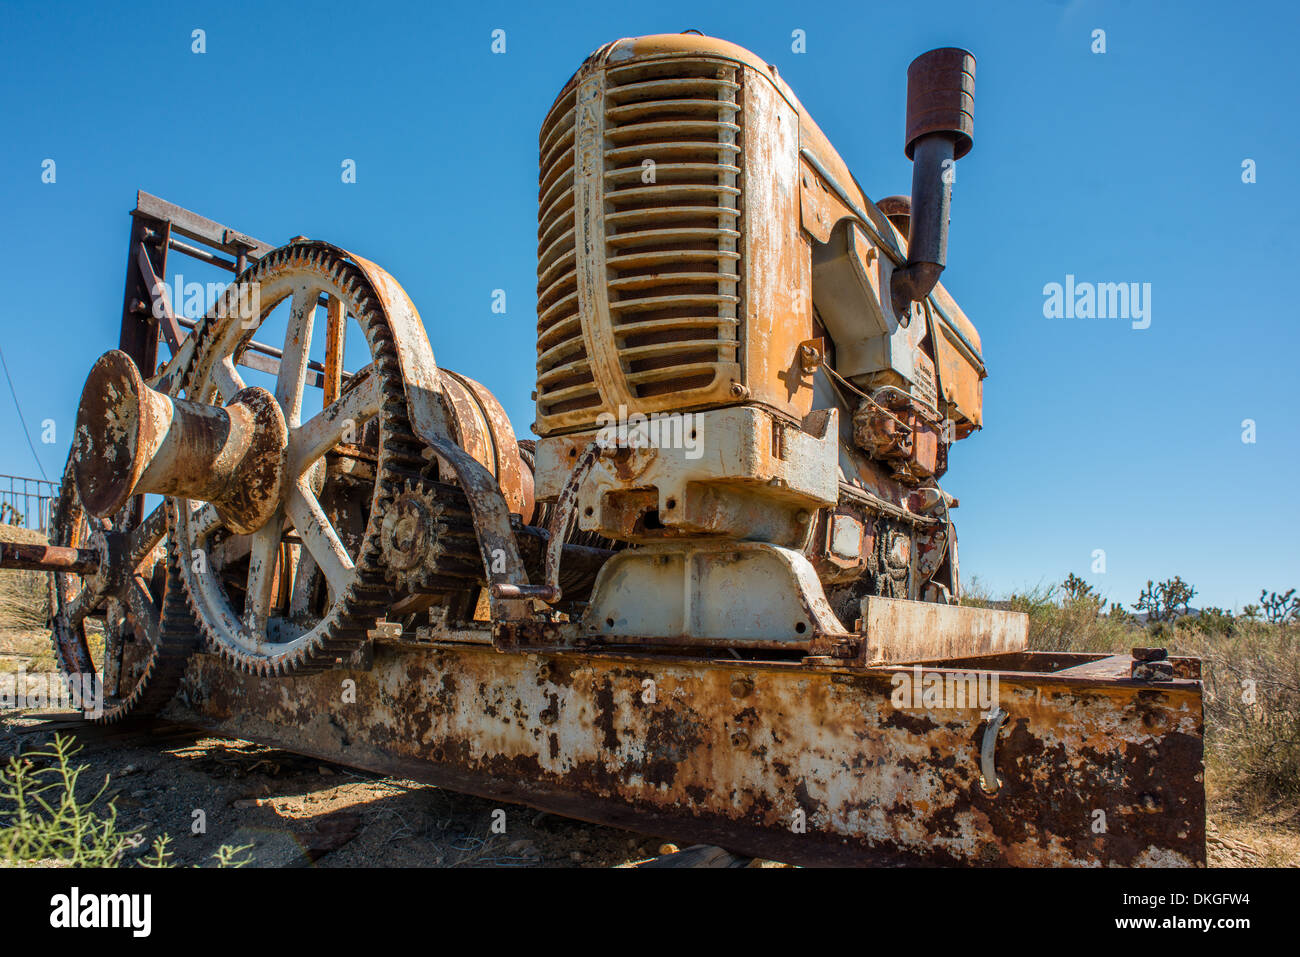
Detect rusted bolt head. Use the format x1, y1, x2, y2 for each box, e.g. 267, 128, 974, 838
729, 677, 753, 698
729, 382, 748, 398
731, 730, 750, 749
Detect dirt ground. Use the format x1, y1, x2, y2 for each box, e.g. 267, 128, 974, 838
0, 708, 674, 868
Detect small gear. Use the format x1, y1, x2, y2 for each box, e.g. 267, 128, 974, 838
379, 479, 481, 595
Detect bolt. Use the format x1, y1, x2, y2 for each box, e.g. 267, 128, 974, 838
731, 730, 750, 749
729, 677, 752, 698
730, 382, 748, 398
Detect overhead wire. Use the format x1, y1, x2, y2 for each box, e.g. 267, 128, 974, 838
0, 345, 49, 480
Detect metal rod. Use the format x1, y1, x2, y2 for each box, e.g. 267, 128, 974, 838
174, 316, 343, 380
167, 237, 237, 271
0, 542, 99, 574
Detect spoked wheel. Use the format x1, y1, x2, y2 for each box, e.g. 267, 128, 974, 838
172, 242, 433, 676
48, 453, 197, 724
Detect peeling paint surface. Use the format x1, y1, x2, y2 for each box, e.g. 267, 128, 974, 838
171, 644, 1205, 867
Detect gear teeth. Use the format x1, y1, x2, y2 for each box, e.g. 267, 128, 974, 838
46, 458, 198, 725
377, 478, 483, 601
171, 243, 408, 676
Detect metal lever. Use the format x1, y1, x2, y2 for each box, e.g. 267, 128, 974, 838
979, 706, 1008, 795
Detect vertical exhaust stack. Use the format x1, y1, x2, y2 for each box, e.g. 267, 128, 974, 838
890, 48, 975, 315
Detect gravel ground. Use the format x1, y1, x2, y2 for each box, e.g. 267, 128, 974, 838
0, 708, 676, 868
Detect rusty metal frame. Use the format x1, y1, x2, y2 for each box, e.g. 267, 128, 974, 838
124, 191, 340, 394
166, 641, 1205, 867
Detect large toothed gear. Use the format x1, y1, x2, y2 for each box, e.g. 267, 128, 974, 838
170, 241, 436, 676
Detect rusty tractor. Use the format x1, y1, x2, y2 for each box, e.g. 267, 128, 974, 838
0, 34, 1204, 866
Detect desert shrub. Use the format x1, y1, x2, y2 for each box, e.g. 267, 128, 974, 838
1167, 620, 1300, 799
0, 735, 252, 868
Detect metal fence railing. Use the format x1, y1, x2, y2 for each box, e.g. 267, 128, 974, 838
0, 473, 59, 532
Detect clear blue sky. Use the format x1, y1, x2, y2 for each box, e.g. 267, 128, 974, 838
2, 0, 1296, 611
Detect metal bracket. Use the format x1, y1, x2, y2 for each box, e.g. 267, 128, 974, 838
979, 706, 1008, 796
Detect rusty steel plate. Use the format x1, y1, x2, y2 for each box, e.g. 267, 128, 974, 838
166, 643, 1205, 867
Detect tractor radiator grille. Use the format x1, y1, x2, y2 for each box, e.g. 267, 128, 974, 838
536, 56, 744, 433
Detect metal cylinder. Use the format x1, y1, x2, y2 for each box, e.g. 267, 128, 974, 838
904, 47, 975, 161
907, 134, 956, 269
876, 195, 912, 235
0, 541, 99, 574
72, 350, 287, 533
891, 47, 976, 314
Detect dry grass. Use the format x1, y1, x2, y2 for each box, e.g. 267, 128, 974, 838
0, 569, 56, 674
0, 570, 48, 633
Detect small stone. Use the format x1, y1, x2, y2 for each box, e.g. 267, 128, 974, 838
506, 840, 538, 858
658, 843, 679, 856
120, 764, 138, 776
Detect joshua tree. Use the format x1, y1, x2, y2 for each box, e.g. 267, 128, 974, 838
1259, 588, 1299, 624
1133, 577, 1197, 622
1060, 573, 1100, 606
